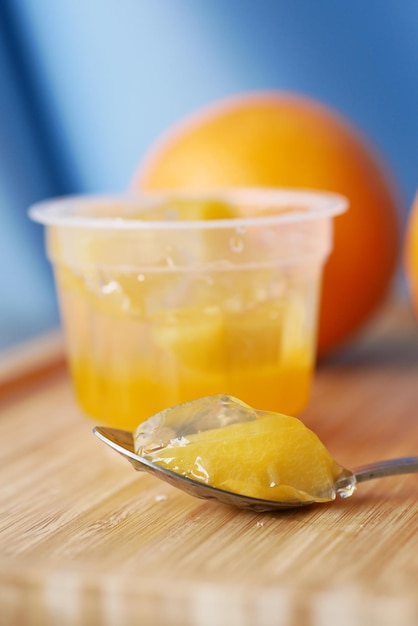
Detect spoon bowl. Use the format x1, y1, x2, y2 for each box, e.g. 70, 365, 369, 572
93, 426, 418, 512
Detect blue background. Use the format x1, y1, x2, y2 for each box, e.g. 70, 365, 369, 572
1, 0, 417, 350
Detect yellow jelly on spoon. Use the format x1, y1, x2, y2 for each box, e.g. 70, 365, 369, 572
94, 395, 418, 512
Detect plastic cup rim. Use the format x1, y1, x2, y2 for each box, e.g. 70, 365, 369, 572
28, 187, 348, 231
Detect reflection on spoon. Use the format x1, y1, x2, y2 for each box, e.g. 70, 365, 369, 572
93, 395, 418, 512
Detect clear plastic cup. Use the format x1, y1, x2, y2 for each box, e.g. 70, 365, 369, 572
29, 188, 347, 429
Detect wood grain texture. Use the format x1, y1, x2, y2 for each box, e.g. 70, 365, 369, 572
0, 301, 417, 626
0, 329, 65, 398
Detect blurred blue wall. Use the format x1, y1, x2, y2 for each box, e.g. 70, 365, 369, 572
1, 0, 417, 349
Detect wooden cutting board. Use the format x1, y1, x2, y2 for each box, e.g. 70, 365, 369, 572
1, 300, 417, 626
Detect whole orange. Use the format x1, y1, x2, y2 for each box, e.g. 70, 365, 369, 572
404, 191, 418, 316
131, 92, 401, 356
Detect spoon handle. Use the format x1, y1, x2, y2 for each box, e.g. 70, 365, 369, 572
352, 456, 418, 483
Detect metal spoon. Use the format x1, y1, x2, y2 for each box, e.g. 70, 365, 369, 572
93, 426, 418, 512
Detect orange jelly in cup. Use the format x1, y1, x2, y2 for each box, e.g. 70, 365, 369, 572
29, 189, 347, 430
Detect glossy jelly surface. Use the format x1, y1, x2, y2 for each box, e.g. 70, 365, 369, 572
134, 395, 347, 503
